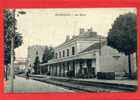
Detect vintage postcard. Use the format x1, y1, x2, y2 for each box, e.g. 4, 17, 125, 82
4, 8, 137, 93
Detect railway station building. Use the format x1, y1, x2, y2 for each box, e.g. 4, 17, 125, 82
39, 28, 136, 79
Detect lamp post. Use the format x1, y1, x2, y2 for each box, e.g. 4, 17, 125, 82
9, 9, 26, 92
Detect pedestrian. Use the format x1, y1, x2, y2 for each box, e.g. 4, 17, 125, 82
26, 68, 30, 80
26, 71, 29, 80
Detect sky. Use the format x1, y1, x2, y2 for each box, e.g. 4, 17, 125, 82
15, 8, 136, 59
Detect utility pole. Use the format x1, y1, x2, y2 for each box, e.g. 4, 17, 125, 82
10, 9, 15, 92
10, 31, 14, 92
9, 9, 26, 92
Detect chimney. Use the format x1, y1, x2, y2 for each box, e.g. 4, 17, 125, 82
80, 28, 85, 34
72, 35, 76, 38
66, 35, 70, 41
87, 27, 93, 32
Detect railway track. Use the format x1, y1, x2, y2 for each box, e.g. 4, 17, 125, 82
29, 75, 137, 92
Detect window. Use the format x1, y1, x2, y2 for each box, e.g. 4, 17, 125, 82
63, 50, 65, 57
67, 49, 69, 56
72, 46, 75, 55
59, 52, 61, 58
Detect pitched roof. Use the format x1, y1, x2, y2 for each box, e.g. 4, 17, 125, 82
80, 41, 107, 53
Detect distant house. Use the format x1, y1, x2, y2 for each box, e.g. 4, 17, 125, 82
40, 28, 136, 79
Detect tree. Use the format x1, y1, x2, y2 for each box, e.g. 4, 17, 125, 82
42, 46, 54, 63
4, 10, 23, 80
49, 46, 55, 59
4, 10, 23, 65
107, 13, 136, 78
42, 46, 49, 63
34, 51, 40, 74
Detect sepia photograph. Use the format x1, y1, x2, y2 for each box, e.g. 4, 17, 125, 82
4, 8, 137, 93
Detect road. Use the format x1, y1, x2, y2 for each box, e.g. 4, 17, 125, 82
4, 76, 74, 93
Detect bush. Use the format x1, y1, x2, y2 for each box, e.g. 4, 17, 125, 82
97, 72, 115, 80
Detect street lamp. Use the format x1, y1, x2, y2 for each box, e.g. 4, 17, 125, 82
9, 9, 26, 92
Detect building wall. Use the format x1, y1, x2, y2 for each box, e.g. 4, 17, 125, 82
54, 40, 77, 59
97, 46, 136, 73
77, 40, 98, 53
53, 28, 103, 60
54, 40, 98, 60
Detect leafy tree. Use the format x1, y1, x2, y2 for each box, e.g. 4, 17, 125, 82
4, 9, 23, 65
42, 46, 49, 63
107, 13, 136, 78
49, 46, 55, 59
42, 46, 54, 63
34, 51, 40, 74
4, 10, 23, 80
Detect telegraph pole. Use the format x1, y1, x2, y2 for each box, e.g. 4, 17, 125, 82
10, 33, 14, 92
9, 9, 26, 92
10, 9, 15, 92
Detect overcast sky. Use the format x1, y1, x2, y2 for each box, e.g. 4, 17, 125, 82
15, 8, 136, 59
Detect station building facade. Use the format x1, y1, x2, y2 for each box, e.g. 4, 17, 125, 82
40, 28, 136, 78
